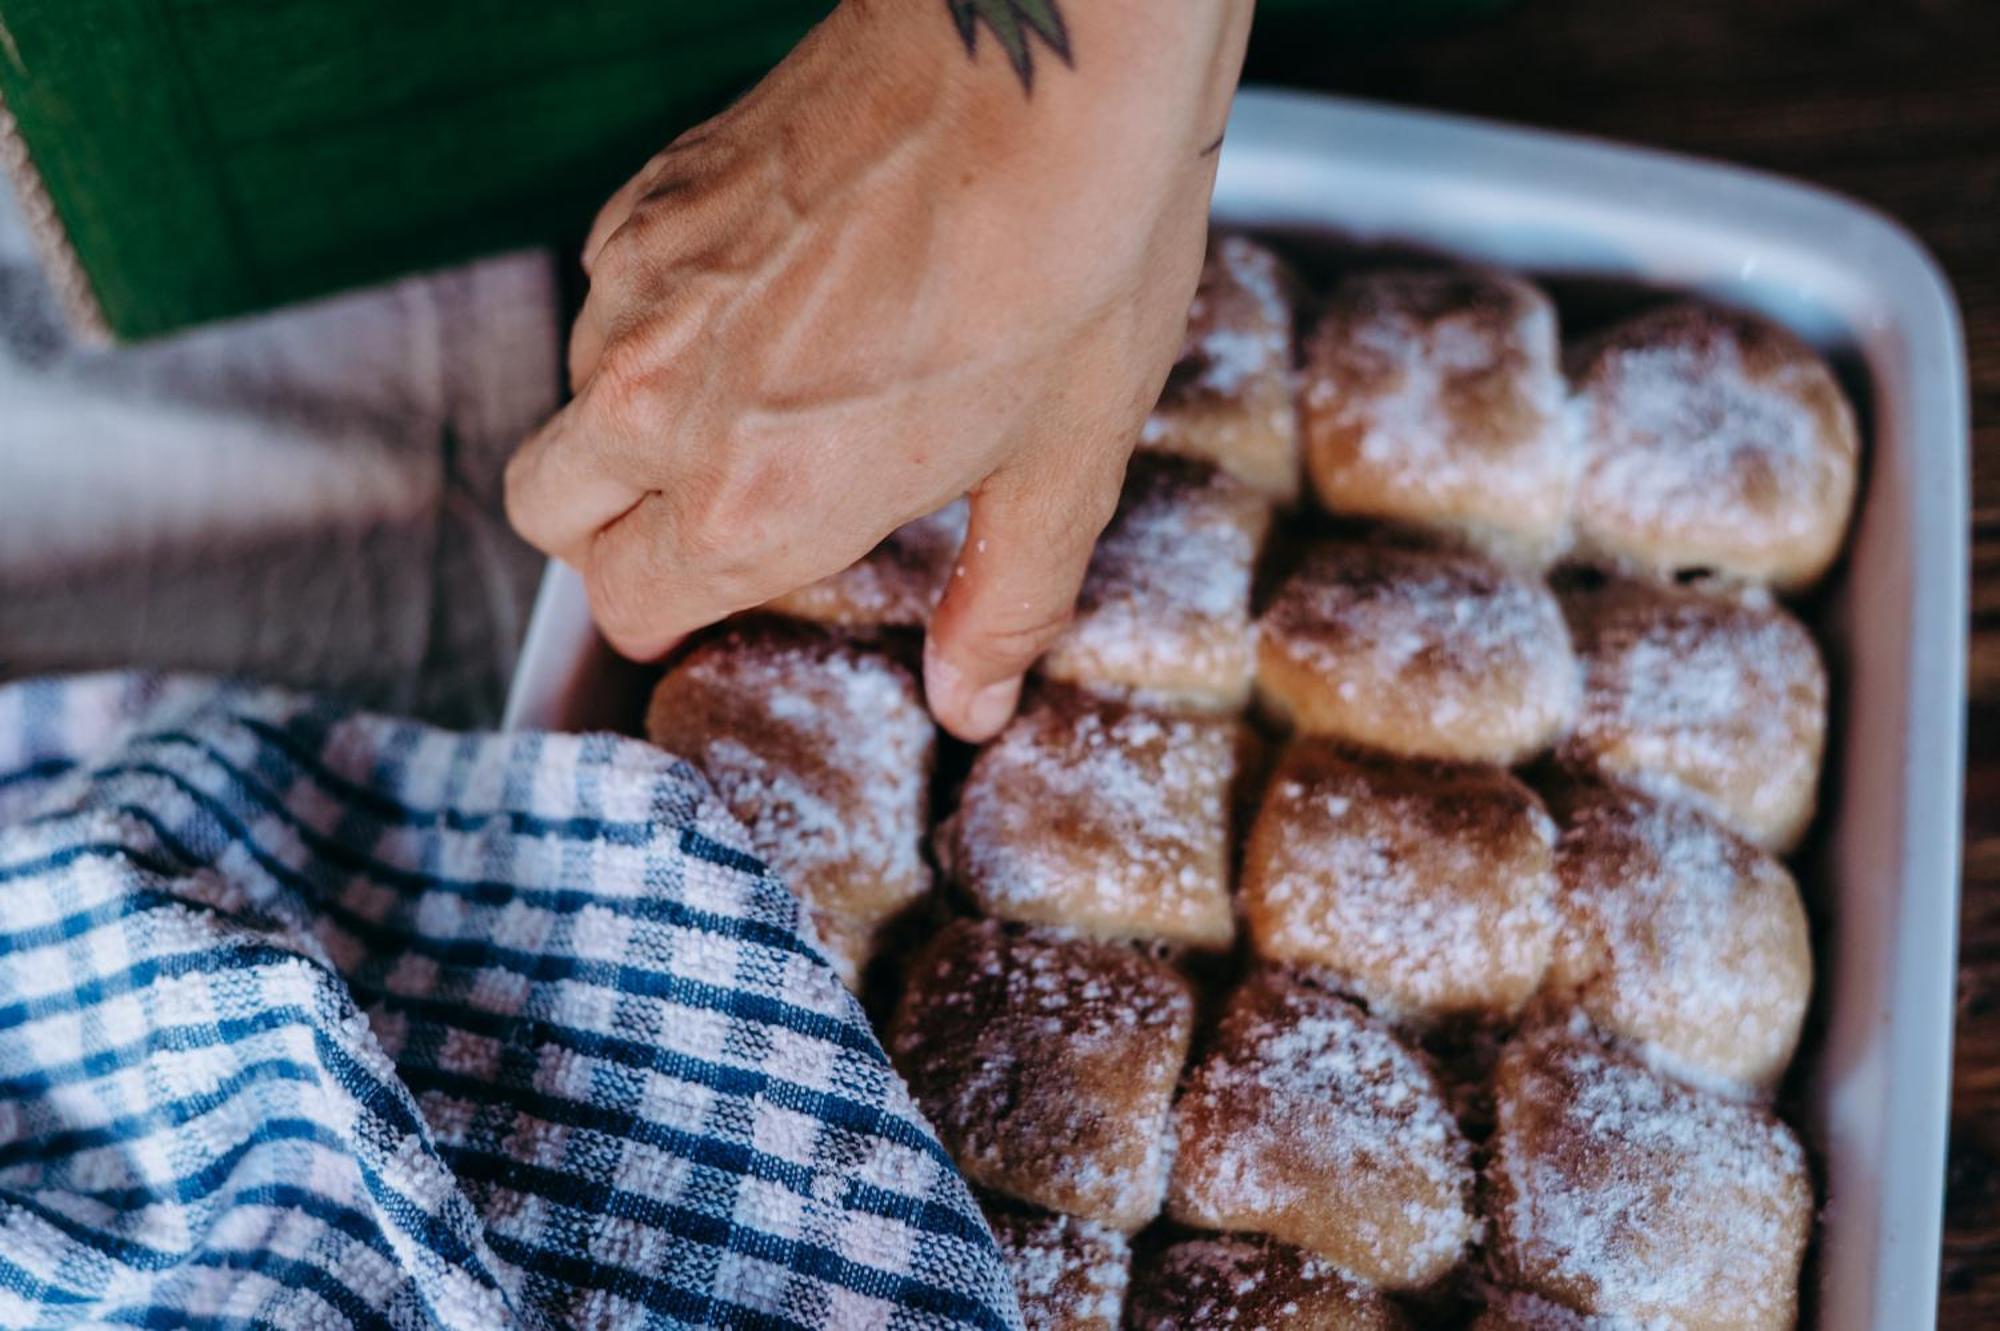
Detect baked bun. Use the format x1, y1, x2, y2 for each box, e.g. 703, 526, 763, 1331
1243, 741, 1558, 1023
1302, 268, 1571, 564
1557, 577, 1827, 852
940, 691, 1247, 949
1256, 542, 1578, 764
762, 499, 967, 630
804, 910, 878, 991
645, 620, 933, 935
1041, 455, 1271, 712
889, 920, 1194, 1231
1140, 233, 1301, 502
986, 1205, 1131, 1331
1127, 1236, 1408, 1331
1168, 970, 1476, 1288
1486, 1026, 1812, 1330
1568, 301, 1859, 589
1541, 779, 1811, 1095
1469, 1290, 1606, 1329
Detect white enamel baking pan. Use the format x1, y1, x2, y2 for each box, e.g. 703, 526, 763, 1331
503, 88, 1969, 1330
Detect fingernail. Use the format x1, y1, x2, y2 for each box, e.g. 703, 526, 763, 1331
923, 644, 1021, 742
963, 676, 1021, 740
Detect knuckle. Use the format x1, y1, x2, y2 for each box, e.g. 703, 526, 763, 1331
589, 212, 652, 285
587, 333, 673, 425
501, 448, 533, 520
593, 194, 683, 286
678, 460, 789, 571
502, 448, 559, 554
564, 327, 601, 394
586, 300, 709, 413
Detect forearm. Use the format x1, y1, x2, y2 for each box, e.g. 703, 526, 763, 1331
912, 0, 1256, 126
772, 1, 1257, 196
688, 0, 1253, 382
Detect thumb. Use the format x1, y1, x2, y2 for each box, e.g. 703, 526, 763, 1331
924, 460, 1123, 742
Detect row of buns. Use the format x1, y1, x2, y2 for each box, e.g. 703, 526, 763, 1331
639, 614, 1820, 1328
637, 234, 1853, 1328
1156, 237, 1858, 590
900, 921, 1811, 1330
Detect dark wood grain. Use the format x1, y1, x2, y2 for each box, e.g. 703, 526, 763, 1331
1244, 2, 1998, 1321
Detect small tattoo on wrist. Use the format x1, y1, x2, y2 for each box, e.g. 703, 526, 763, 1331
947, 0, 1072, 90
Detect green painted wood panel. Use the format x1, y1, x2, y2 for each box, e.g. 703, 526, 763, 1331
0, 0, 1504, 340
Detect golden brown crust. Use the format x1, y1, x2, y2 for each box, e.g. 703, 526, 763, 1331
1140, 233, 1302, 502
1302, 268, 1571, 565
1485, 1026, 1812, 1330
1568, 302, 1859, 590
1127, 1235, 1409, 1331
1255, 542, 1578, 765
1468, 1290, 1604, 1329
762, 500, 967, 629
644, 620, 934, 923
1540, 778, 1811, 1096
986, 1206, 1131, 1331
941, 690, 1246, 948
1556, 577, 1827, 853
889, 920, 1194, 1230
1167, 970, 1477, 1288
1243, 741, 1559, 1022
1041, 455, 1272, 713
804, 909, 879, 991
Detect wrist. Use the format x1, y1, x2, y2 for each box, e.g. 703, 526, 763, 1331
824, 0, 1254, 154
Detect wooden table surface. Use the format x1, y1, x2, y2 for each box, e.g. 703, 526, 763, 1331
1245, 0, 1999, 1321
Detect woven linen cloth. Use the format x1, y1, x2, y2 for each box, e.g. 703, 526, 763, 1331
0, 171, 557, 728
0, 673, 1020, 1330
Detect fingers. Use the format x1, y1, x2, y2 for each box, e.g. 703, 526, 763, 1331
503, 377, 652, 566
578, 491, 729, 661
566, 300, 609, 393
580, 164, 655, 279
924, 458, 1124, 742
580, 492, 893, 662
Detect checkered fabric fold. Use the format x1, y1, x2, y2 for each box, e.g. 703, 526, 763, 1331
0, 673, 1020, 1331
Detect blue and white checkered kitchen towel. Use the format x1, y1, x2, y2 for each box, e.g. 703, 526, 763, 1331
0, 673, 1019, 1330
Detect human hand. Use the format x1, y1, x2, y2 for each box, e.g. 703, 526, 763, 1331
504, 0, 1254, 739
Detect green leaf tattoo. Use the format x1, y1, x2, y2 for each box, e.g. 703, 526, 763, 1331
947, 0, 1072, 90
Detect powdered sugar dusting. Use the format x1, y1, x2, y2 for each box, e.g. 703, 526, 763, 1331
942, 692, 1241, 947
1043, 457, 1268, 710
1258, 542, 1577, 762
765, 500, 968, 629
1169, 972, 1476, 1287
646, 623, 934, 924
1302, 269, 1571, 559
1489, 1028, 1811, 1327
1545, 780, 1810, 1095
890, 920, 1194, 1230
1471, 1288, 1606, 1329
988, 1207, 1131, 1331
1129, 1236, 1403, 1331
1172, 234, 1294, 398
1570, 302, 1858, 585
1143, 234, 1301, 499
1246, 745, 1558, 1022
1559, 578, 1826, 851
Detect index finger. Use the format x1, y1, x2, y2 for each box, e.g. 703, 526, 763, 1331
503, 377, 653, 566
